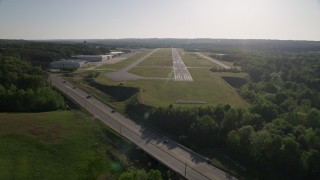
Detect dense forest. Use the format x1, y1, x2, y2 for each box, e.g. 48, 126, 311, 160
0, 55, 65, 112
38, 38, 320, 53
0, 41, 110, 67
0, 42, 110, 111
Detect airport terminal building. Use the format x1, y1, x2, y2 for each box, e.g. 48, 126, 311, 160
50, 59, 87, 69
72, 55, 113, 62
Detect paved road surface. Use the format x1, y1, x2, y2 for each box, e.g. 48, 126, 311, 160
172, 48, 193, 81
195, 52, 231, 69
50, 74, 236, 180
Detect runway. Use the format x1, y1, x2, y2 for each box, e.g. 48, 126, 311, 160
172, 48, 193, 81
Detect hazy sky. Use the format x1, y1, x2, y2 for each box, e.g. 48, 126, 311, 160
0, 0, 320, 40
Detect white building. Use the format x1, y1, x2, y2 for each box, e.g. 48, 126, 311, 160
72, 55, 113, 62
50, 59, 87, 69
110, 52, 123, 57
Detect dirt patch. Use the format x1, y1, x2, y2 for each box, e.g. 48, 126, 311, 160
29, 125, 62, 142
29, 126, 45, 135
45, 131, 60, 142
44, 124, 62, 142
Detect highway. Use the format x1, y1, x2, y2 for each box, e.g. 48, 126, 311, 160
50, 74, 236, 180
172, 48, 193, 81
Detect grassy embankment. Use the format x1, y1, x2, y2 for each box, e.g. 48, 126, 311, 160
0, 111, 131, 179
0, 110, 173, 179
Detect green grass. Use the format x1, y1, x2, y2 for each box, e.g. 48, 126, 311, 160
0, 111, 133, 179
137, 48, 172, 66
129, 67, 174, 78
73, 48, 249, 109
96, 68, 248, 108
200, 52, 237, 68
178, 50, 220, 67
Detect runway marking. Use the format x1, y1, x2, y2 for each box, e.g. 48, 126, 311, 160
172, 48, 193, 81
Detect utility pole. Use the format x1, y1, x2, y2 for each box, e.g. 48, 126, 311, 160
185, 162, 187, 177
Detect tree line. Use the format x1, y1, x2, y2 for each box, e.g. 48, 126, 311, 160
0, 42, 110, 67
0, 42, 113, 111
0, 55, 64, 112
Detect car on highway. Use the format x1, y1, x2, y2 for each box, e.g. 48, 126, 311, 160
62, 80, 66, 83
111, 109, 115, 113
86, 94, 92, 98
163, 139, 168, 144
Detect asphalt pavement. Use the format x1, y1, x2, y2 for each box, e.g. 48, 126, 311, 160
172, 48, 193, 81
49, 74, 236, 180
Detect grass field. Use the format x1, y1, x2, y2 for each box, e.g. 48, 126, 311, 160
69, 48, 248, 108
0, 111, 135, 179
128, 67, 174, 78
200, 52, 237, 68
96, 68, 248, 108
178, 50, 220, 67
90, 48, 248, 108
137, 48, 172, 66
141, 68, 248, 107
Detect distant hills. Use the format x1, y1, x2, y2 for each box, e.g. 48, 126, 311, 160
1, 38, 320, 52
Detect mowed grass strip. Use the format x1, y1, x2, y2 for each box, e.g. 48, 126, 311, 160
178, 50, 220, 67
0, 111, 129, 179
128, 67, 174, 78
137, 48, 173, 66
96, 68, 248, 108
200, 52, 236, 68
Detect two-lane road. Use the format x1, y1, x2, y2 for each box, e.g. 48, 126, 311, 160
50, 74, 235, 180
